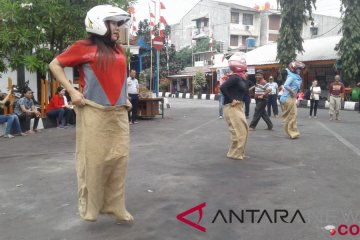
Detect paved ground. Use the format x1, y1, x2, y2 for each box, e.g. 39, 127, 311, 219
0, 98, 360, 240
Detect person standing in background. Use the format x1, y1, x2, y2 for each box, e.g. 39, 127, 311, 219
243, 73, 253, 119
309, 80, 321, 118
127, 69, 139, 124
267, 76, 278, 118
328, 75, 344, 121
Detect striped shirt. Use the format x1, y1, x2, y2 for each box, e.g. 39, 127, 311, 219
255, 79, 270, 98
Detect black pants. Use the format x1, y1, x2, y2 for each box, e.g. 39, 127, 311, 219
310, 99, 319, 116
242, 95, 250, 117
128, 94, 139, 123
18, 112, 39, 132
267, 94, 278, 116
249, 99, 273, 129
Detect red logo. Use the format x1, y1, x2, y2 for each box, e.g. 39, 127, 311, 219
176, 202, 206, 232
329, 224, 360, 236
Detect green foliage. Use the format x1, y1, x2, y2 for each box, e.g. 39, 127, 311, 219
175, 37, 220, 69
193, 71, 206, 94
336, 0, 360, 85
276, 0, 316, 70
136, 21, 182, 79
138, 70, 146, 86
193, 37, 220, 53
0, 0, 131, 75
176, 46, 192, 68
159, 77, 170, 92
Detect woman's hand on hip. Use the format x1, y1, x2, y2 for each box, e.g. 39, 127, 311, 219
70, 91, 85, 107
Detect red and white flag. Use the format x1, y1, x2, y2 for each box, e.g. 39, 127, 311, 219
149, 3, 155, 39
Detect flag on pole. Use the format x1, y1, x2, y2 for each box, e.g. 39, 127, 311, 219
129, 4, 137, 39
149, 3, 155, 39
159, 1, 167, 38
160, 1, 166, 9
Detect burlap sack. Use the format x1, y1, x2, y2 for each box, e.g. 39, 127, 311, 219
75, 100, 133, 221
281, 98, 300, 139
223, 102, 249, 160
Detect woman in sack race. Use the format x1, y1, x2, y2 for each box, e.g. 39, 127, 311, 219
220, 52, 249, 160
49, 5, 133, 222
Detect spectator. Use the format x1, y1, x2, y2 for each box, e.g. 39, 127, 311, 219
46, 86, 71, 128
243, 74, 254, 119
328, 75, 345, 121
267, 76, 279, 117
309, 80, 321, 118
357, 81, 360, 113
218, 74, 229, 119
14, 88, 40, 134
127, 69, 139, 124
0, 89, 26, 138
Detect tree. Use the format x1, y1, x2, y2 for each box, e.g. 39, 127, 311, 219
176, 46, 192, 68
0, 0, 131, 75
193, 37, 220, 53
136, 21, 181, 79
336, 0, 360, 85
193, 71, 206, 94
276, 0, 316, 69
175, 37, 221, 69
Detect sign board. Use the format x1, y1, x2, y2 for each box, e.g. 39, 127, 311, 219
247, 66, 255, 74
153, 36, 164, 51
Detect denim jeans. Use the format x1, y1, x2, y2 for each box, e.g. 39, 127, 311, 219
0, 114, 22, 134
242, 95, 251, 117
267, 94, 279, 116
46, 108, 69, 126
128, 94, 139, 123
218, 94, 224, 117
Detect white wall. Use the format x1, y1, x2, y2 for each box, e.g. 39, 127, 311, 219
0, 70, 17, 93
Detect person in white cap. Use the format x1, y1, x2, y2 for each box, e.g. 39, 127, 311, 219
49, 5, 133, 222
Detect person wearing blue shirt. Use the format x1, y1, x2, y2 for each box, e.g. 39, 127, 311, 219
280, 61, 305, 139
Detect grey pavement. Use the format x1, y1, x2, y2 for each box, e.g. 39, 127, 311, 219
0, 98, 360, 240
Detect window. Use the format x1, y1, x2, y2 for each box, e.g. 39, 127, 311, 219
268, 34, 279, 42
269, 15, 280, 30
196, 20, 201, 29
243, 13, 253, 25
204, 19, 208, 27
230, 35, 239, 46
231, 12, 239, 24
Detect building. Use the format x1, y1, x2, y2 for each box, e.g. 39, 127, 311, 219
171, 0, 342, 52
246, 35, 342, 96
171, 0, 261, 52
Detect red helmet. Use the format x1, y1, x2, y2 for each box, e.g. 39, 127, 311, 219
288, 61, 305, 72
228, 52, 247, 73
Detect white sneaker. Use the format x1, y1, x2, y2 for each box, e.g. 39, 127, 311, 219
309, 116, 312, 119
218, 116, 223, 119
3, 134, 14, 138
314, 116, 317, 119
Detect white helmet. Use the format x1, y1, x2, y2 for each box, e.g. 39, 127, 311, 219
85, 5, 130, 36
